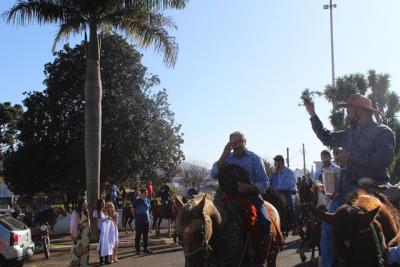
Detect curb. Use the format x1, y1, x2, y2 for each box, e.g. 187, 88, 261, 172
49, 239, 171, 252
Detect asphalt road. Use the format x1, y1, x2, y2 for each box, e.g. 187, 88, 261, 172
24, 232, 319, 267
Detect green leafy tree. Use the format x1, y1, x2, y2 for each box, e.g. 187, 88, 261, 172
322, 71, 400, 133
390, 153, 400, 184
0, 102, 23, 174
4, 0, 188, 218
0, 102, 23, 153
4, 34, 184, 204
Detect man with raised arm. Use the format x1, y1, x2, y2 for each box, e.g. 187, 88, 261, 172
210, 131, 270, 231
304, 93, 396, 267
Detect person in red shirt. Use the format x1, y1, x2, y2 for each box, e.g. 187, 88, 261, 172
146, 181, 154, 200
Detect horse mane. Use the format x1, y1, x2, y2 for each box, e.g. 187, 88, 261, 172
348, 189, 400, 246
177, 193, 222, 228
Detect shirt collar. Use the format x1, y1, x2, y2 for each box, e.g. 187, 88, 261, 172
230, 149, 250, 159
359, 118, 375, 129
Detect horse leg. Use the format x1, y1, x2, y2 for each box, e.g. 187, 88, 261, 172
311, 246, 316, 261
151, 215, 157, 230
156, 218, 162, 235
122, 216, 127, 233
128, 216, 134, 232
168, 219, 171, 238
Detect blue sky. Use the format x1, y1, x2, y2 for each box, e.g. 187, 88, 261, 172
1, 0, 400, 171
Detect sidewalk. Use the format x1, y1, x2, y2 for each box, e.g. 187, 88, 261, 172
49, 228, 175, 252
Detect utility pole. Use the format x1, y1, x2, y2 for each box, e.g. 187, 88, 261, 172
302, 143, 306, 177
286, 147, 290, 167
324, 0, 337, 88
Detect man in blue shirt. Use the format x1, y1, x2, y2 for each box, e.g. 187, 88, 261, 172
313, 150, 340, 267
269, 155, 298, 235
305, 94, 395, 267
132, 189, 152, 255
211, 131, 270, 232
110, 182, 119, 208
313, 150, 340, 182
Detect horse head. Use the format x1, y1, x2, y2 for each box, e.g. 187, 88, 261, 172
316, 190, 392, 267
176, 193, 220, 267
310, 182, 330, 210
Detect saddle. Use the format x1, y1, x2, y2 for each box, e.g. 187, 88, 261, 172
219, 199, 268, 266
358, 177, 400, 208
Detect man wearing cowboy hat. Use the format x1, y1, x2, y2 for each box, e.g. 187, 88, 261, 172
304, 93, 396, 267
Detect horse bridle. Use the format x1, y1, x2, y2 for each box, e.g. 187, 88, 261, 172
183, 206, 249, 267
343, 213, 385, 266
183, 223, 212, 258
357, 222, 385, 266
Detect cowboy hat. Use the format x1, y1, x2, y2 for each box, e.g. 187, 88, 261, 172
338, 93, 383, 117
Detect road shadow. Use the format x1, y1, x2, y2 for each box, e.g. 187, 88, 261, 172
293, 259, 319, 267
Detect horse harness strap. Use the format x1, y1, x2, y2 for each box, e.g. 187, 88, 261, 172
183, 223, 212, 258
354, 221, 385, 266
369, 223, 385, 266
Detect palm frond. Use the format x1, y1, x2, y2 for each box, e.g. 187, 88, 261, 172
52, 20, 86, 52
147, 0, 187, 10
3, 0, 83, 26
103, 9, 178, 67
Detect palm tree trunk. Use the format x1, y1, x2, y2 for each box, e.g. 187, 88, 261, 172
85, 22, 102, 241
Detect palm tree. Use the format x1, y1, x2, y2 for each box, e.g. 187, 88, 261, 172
3, 0, 187, 224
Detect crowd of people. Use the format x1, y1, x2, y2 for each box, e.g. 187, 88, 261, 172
69, 180, 199, 267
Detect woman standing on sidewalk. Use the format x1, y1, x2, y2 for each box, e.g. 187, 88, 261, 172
107, 202, 120, 263
93, 199, 112, 265
70, 198, 90, 267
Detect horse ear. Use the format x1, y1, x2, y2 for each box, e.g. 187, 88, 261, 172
174, 195, 184, 211
358, 206, 380, 229
196, 194, 207, 212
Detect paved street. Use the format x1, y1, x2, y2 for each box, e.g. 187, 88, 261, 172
24, 229, 319, 267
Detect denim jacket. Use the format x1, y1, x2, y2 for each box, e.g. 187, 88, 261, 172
310, 116, 395, 183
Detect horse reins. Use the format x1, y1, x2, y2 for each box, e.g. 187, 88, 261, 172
350, 209, 385, 266
183, 223, 212, 258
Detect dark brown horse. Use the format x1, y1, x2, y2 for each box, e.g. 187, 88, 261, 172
263, 187, 290, 237
151, 197, 177, 237
176, 193, 284, 267
317, 189, 400, 267
121, 204, 134, 233
296, 180, 327, 263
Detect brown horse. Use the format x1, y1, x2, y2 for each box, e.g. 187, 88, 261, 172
296, 180, 328, 263
263, 187, 290, 237
176, 193, 284, 267
317, 188, 400, 267
151, 197, 177, 237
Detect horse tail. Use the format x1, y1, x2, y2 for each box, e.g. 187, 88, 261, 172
265, 201, 285, 248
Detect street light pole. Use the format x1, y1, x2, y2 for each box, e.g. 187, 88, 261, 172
324, 0, 337, 88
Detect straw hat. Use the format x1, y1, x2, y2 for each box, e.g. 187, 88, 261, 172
338, 93, 383, 117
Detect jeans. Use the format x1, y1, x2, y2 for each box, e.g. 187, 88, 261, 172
280, 191, 297, 230
320, 183, 361, 267
135, 221, 149, 252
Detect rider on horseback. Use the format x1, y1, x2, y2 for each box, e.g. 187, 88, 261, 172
211, 131, 271, 239
269, 155, 298, 235
305, 93, 396, 267
313, 150, 340, 183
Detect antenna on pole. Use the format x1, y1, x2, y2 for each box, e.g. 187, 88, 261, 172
302, 143, 306, 177
286, 147, 290, 167
324, 0, 337, 88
